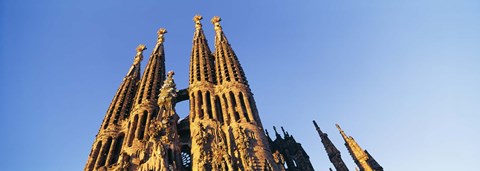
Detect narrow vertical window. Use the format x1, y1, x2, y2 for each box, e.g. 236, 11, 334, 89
198, 91, 204, 119
97, 137, 112, 167
128, 114, 138, 147
137, 111, 148, 140
215, 95, 224, 124
87, 141, 102, 170
206, 91, 213, 119
229, 92, 240, 121
239, 92, 250, 122
109, 133, 125, 165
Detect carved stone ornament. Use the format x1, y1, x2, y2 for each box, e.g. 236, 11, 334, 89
193, 15, 203, 29
211, 16, 222, 31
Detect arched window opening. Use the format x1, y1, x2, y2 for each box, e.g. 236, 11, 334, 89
87, 141, 102, 170
239, 92, 250, 122
97, 137, 112, 167
103, 117, 111, 130
248, 96, 259, 123
128, 115, 138, 147
108, 133, 125, 165
229, 92, 240, 121
214, 95, 224, 124
137, 111, 148, 140
206, 91, 213, 119
197, 91, 204, 119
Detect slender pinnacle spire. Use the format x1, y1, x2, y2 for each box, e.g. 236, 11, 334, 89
313, 120, 322, 133
336, 123, 349, 140
127, 44, 146, 76
134, 28, 167, 104
211, 16, 248, 85
314, 121, 349, 171
336, 124, 376, 171
189, 15, 215, 84
85, 44, 145, 170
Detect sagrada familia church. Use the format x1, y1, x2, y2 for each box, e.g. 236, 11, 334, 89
84, 15, 384, 171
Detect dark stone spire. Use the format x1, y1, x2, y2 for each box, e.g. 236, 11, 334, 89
313, 120, 349, 171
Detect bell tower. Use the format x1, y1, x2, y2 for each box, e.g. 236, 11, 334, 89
84, 44, 146, 171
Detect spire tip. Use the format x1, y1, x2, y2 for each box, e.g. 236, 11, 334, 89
335, 123, 342, 131
193, 15, 203, 29
157, 28, 167, 43
211, 16, 222, 31
136, 44, 146, 52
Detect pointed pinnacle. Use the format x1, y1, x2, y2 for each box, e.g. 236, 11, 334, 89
136, 44, 147, 52
336, 123, 349, 140
157, 28, 167, 43
211, 16, 222, 31
313, 120, 320, 129
273, 126, 278, 134
193, 15, 203, 29
335, 123, 343, 132
281, 126, 287, 137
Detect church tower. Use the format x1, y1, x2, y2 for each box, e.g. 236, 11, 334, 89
84, 44, 146, 171
313, 121, 349, 171
84, 16, 383, 171
188, 15, 220, 170
188, 15, 281, 170
336, 124, 383, 171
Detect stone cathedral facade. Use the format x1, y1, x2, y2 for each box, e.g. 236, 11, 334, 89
84, 15, 382, 171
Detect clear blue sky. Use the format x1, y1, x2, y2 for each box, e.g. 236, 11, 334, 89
1, 0, 479, 170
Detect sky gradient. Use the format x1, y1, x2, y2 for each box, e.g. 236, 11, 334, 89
1, 0, 479, 170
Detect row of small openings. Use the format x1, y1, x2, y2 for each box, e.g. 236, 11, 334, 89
103, 81, 130, 129
86, 133, 125, 171
122, 88, 136, 119
128, 110, 149, 147
137, 61, 153, 104
147, 59, 164, 100
226, 91, 251, 123
112, 80, 132, 125
192, 90, 251, 124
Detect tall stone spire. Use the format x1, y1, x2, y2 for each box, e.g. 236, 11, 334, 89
190, 15, 216, 85
209, 16, 281, 170
212, 16, 248, 85
336, 124, 383, 171
188, 15, 226, 171
313, 121, 349, 171
123, 28, 168, 157
84, 45, 145, 171
134, 28, 167, 105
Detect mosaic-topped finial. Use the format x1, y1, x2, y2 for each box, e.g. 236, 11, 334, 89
193, 15, 203, 29
211, 16, 222, 31
157, 28, 167, 43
